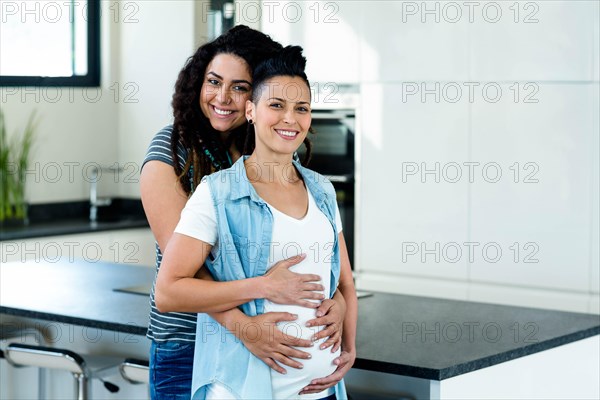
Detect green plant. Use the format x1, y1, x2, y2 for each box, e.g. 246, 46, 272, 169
0, 109, 38, 222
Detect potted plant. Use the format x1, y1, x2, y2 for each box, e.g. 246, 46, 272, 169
0, 109, 38, 226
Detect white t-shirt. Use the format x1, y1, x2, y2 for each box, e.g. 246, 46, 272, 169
175, 181, 343, 399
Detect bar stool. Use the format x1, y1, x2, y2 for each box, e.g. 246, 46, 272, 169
4, 343, 120, 400
119, 358, 149, 384
1, 326, 47, 399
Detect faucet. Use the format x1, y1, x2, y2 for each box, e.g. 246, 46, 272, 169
89, 166, 112, 223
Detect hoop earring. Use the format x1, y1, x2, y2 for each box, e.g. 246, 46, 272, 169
247, 119, 253, 124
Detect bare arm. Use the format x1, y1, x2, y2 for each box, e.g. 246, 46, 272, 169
300, 233, 358, 394
140, 160, 187, 253
337, 233, 358, 355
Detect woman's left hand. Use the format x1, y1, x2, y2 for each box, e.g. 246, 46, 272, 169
305, 296, 346, 351
298, 349, 356, 395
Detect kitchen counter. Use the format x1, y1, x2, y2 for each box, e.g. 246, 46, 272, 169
1, 260, 599, 399
0, 217, 149, 241
2, 260, 598, 374
0, 260, 152, 334
0, 199, 149, 241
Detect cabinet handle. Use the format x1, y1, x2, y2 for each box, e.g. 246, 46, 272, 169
327, 175, 352, 183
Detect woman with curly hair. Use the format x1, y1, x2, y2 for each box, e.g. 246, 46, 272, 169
157, 45, 357, 400
141, 26, 354, 399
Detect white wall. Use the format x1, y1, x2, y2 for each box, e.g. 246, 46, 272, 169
354, 1, 599, 314
1, 1, 205, 202
116, 0, 199, 198
261, 0, 599, 314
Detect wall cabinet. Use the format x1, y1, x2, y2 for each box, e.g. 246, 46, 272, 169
469, 84, 595, 293
352, 0, 599, 313
357, 83, 469, 285
259, 0, 361, 84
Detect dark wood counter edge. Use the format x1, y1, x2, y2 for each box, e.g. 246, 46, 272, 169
0, 307, 147, 336
353, 326, 600, 380
0, 219, 149, 241
3, 304, 598, 381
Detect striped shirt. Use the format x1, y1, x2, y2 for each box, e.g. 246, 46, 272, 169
142, 125, 198, 342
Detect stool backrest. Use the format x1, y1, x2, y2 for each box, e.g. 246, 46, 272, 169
120, 358, 149, 384
5, 343, 86, 374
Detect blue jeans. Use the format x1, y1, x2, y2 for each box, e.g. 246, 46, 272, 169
150, 340, 194, 400
150, 340, 338, 400
318, 394, 337, 400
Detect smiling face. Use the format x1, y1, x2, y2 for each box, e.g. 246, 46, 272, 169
199, 53, 252, 133
246, 75, 311, 158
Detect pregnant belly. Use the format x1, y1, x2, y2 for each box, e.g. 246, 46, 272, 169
265, 302, 340, 399
270, 337, 340, 399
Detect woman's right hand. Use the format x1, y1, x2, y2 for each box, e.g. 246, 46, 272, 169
262, 254, 325, 308
240, 312, 314, 374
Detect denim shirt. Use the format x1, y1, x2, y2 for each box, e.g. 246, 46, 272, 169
191, 156, 347, 400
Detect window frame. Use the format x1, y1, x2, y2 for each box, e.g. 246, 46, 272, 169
0, 0, 100, 87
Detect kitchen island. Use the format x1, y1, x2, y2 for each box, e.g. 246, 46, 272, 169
1, 260, 599, 399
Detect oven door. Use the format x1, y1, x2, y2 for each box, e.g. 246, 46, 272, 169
301, 110, 355, 177
298, 109, 355, 267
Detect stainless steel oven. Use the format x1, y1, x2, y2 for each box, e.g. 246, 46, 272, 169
298, 108, 356, 268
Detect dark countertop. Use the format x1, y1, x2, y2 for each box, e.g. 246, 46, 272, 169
0, 217, 150, 241
0, 199, 149, 241
355, 294, 599, 379
0, 260, 153, 335
1, 260, 598, 380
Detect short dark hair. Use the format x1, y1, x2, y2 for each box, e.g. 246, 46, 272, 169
244, 46, 314, 165
251, 45, 310, 104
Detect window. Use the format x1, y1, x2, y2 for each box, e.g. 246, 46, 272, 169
0, 0, 100, 86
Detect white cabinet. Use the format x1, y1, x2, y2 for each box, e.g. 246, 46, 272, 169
358, 1, 468, 82
469, 84, 595, 293
592, 85, 599, 296
1, 232, 111, 264
259, 0, 361, 84
469, 1, 596, 81
594, 1, 600, 82
1, 228, 155, 267
110, 228, 156, 267
467, 282, 591, 314
357, 83, 469, 286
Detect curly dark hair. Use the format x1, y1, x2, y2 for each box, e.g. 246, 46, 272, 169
243, 45, 314, 165
171, 25, 282, 195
